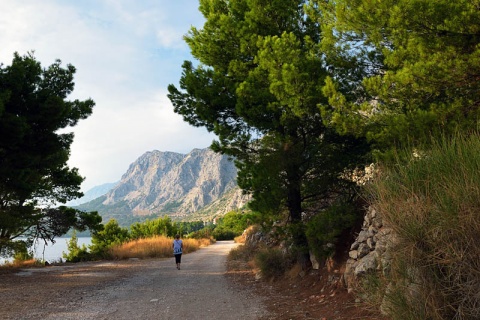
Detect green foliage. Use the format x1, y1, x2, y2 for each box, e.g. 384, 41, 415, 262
12, 240, 33, 262
168, 0, 370, 262
0, 52, 96, 253
314, 0, 480, 155
63, 230, 90, 262
175, 220, 205, 236
305, 203, 359, 261
212, 229, 237, 241
89, 219, 129, 257
188, 225, 214, 240
212, 211, 258, 240
129, 216, 177, 239
367, 132, 480, 320
0, 239, 31, 260
35, 207, 102, 242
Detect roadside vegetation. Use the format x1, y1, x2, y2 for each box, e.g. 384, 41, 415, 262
108, 237, 211, 260
2, 1, 480, 319
61, 210, 256, 262
362, 133, 480, 320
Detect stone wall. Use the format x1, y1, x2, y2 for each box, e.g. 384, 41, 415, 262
343, 206, 395, 289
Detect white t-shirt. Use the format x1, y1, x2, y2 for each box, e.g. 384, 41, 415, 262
173, 239, 183, 254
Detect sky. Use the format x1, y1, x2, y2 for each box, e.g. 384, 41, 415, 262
0, 0, 216, 191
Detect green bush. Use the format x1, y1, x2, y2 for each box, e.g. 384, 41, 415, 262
188, 226, 214, 239
129, 216, 176, 239
90, 219, 129, 258
211, 211, 259, 240
63, 231, 91, 262
212, 228, 237, 240
305, 203, 358, 261
12, 240, 33, 262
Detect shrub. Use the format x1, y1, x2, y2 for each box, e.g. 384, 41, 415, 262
188, 226, 214, 239
63, 231, 91, 262
212, 229, 237, 240
367, 132, 480, 320
129, 216, 177, 239
255, 247, 290, 280
305, 203, 359, 261
12, 241, 33, 263
89, 219, 129, 258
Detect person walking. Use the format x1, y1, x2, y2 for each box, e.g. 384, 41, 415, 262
172, 234, 183, 270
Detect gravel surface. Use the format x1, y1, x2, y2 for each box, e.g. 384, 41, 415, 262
0, 241, 268, 320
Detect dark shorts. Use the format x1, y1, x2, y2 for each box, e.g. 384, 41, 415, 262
174, 253, 182, 263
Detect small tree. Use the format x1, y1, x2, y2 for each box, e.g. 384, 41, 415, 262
90, 219, 129, 257
63, 230, 90, 262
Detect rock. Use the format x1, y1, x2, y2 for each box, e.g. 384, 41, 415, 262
349, 250, 359, 259
350, 241, 360, 250
366, 237, 375, 249
357, 243, 371, 259
356, 230, 368, 243
345, 205, 396, 297
354, 251, 378, 276
310, 251, 320, 270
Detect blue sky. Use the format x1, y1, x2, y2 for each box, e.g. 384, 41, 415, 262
0, 0, 215, 191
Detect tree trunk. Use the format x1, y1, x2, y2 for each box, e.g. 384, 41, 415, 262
286, 173, 311, 271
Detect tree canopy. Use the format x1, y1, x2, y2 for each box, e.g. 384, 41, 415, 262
0, 52, 101, 254
168, 0, 369, 265
313, 0, 480, 155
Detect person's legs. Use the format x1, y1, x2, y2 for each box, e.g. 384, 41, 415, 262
175, 254, 181, 269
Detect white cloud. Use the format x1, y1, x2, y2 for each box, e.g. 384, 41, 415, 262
68, 89, 214, 189
0, 0, 215, 191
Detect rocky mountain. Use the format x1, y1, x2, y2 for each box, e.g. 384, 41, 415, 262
76, 148, 250, 224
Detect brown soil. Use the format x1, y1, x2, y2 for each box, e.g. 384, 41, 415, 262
226, 254, 389, 320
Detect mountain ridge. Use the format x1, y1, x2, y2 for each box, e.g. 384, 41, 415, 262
76, 148, 249, 224
67, 182, 118, 207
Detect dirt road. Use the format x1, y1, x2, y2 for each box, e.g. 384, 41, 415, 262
0, 241, 267, 320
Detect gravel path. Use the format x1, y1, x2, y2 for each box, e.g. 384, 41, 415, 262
0, 241, 267, 320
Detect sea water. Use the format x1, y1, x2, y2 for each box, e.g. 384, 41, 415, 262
0, 237, 92, 264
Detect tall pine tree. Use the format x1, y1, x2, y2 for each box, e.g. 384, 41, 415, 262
168, 0, 369, 266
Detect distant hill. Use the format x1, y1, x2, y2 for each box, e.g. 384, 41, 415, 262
67, 182, 118, 206
76, 148, 250, 225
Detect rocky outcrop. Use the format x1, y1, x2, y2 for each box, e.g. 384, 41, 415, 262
100, 148, 247, 216
343, 206, 395, 289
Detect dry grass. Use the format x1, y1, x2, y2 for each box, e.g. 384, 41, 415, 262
366, 133, 480, 320
0, 259, 44, 270
108, 236, 213, 260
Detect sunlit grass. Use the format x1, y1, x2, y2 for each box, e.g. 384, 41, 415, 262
0, 259, 44, 269
108, 236, 213, 260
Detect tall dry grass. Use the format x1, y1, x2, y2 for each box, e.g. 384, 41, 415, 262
108, 236, 212, 260
366, 133, 480, 320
